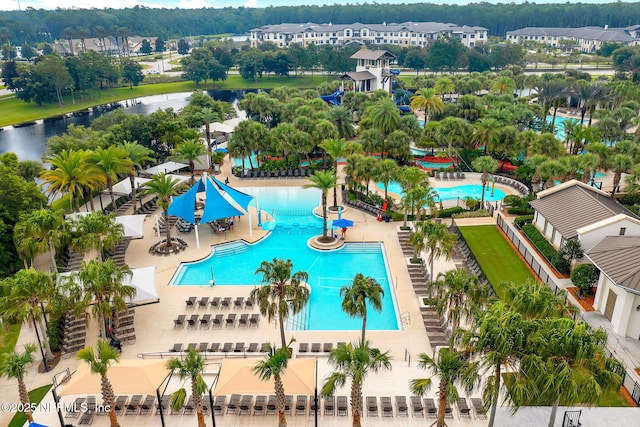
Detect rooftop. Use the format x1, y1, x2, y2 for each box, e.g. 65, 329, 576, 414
586, 235, 640, 293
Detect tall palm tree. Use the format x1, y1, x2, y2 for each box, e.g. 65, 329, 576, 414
167, 348, 208, 427
251, 258, 309, 349
419, 220, 457, 283
375, 158, 398, 201
503, 280, 572, 320
171, 139, 207, 184
319, 138, 348, 208
253, 344, 291, 427
74, 259, 134, 340
321, 341, 392, 427
41, 149, 105, 211
119, 141, 155, 208
434, 76, 455, 102
410, 348, 479, 427
473, 118, 501, 155
0, 343, 37, 423
72, 211, 124, 262
13, 208, 65, 271
430, 268, 488, 342
363, 98, 401, 139
88, 146, 132, 209
340, 273, 384, 345
1, 269, 55, 362
76, 339, 121, 427
490, 76, 516, 95
328, 106, 356, 139
199, 107, 221, 146
580, 153, 601, 184
410, 87, 444, 125
304, 170, 337, 240
608, 153, 634, 197
396, 166, 431, 226
142, 173, 181, 247
625, 165, 640, 196
471, 156, 499, 206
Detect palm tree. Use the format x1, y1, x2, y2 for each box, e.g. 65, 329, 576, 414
319, 138, 348, 209
410, 88, 444, 125
473, 118, 501, 155
72, 211, 124, 262
142, 173, 181, 247
608, 153, 634, 197
580, 152, 601, 184
328, 106, 355, 139
364, 98, 401, 139
625, 165, 640, 196
1, 269, 55, 362
321, 341, 392, 427
490, 76, 516, 95
74, 259, 134, 339
199, 107, 221, 146
167, 348, 208, 427
375, 158, 398, 201
396, 166, 431, 226
13, 208, 65, 271
340, 274, 384, 346
253, 344, 291, 427
304, 170, 337, 241
88, 146, 132, 209
172, 139, 207, 184
41, 149, 105, 211
430, 268, 488, 342
251, 258, 309, 349
419, 220, 457, 283
471, 156, 499, 206
119, 141, 155, 208
434, 76, 455, 102
0, 344, 37, 423
76, 339, 121, 427
410, 348, 479, 427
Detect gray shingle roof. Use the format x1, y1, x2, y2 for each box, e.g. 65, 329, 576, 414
506, 26, 637, 43
250, 21, 487, 35
586, 236, 640, 293
529, 181, 639, 240
341, 70, 376, 81
350, 50, 394, 60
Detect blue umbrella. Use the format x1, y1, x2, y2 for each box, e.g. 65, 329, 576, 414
332, 218, 354, 228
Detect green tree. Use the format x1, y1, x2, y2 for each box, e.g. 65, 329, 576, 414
13, 208, 64, 271
328, 106, 356, 139
251, 258, 310, 349
363, 98, 401, 139
121, 59, 144, 89
410, 87, 444, 125
410, 348, 479, 427
119, 141, 155, 208
340, 273, 384, 346
374, 158, 398, 201
608, 153, 634, 197
570, 264, 600, 297
142, 174, 181, 247
76, 339, 121, 427
72, 211, 124, 262
88, 146, 132, 209
319, 138, 348, 208
253, 344, 291, 427
471, 156, 499, 206
171, 138, 207, 183
167, 348, 208, 427
419, 220, 457, 284
321, 341, 392, 427
304, 170, 337, 240
0, 343, 37, 423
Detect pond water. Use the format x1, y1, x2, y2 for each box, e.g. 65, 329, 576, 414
0, 89, 252, 161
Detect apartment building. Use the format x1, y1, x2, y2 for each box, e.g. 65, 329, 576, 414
506, 25, 640, 52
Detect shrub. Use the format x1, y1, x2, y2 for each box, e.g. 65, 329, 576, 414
452, 209, 490, 218
504, 194, 527, 208
507, 206, 535, 215
522, 224, 559, 263
438, 206, 465, 218
514, 215, 534, 228
551, 253, 571, 275
571, 263, 599, 292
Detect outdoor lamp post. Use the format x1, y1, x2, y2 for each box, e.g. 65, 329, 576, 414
51, 387, 65, 427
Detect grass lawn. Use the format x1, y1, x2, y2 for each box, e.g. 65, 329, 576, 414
0, 74, 325, 128
8, 384, 52, 427
458, 225, 535, 299
596, 387, 636, 407
0, 322, 21, 355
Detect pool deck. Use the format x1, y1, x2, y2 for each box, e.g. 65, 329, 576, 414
4, 159, 638, 427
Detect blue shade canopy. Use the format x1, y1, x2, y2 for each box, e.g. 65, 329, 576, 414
211, 176, 254, 212
200, 177, 245, 224
167, 180, 199, 223
332, 218, 354, 228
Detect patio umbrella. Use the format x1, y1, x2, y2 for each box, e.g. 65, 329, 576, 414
332, 218, 354, 228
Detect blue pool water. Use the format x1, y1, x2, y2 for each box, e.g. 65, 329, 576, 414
415, 160, 454, 169
380, 182, 506, 202
171, 187, 399, 331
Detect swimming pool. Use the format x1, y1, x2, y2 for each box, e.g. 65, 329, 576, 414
171, 187, 400, 332
380, 182, 506, 202
415, 160, 455, 169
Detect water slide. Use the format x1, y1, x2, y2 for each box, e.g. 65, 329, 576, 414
320, 89, 344, 105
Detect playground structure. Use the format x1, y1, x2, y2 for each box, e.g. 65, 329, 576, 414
320, 89, 345, 106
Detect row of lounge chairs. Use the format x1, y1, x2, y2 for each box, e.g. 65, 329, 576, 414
169, 342, 270, 354
494, 175, 529, 196
135, 197, 158, 215
239, 168, 314, 179
216, 394, 317, 416
433, 170, 465, 180
185, 296, 254, 310
297, 342, 340, 354
173, 313, 260, 329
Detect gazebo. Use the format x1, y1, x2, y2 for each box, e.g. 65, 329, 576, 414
168, 174, 255, 248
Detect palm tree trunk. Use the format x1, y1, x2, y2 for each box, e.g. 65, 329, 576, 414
361, 309, 367, 346
488, 363, 501, 427
333, 161, 339, 208
275, 375, 287, 427
322, 193, 328, 238
192, 377, 206, 427
38, 316, 53, 360
481, 182, 486, 207
547, 397, 560, 427
101, 376, 119, 427
48, 237, 58, 272
278, 312, 287, 349
164, 210, 173, 247
351, 382, 363, 427
437, 381, 447, 427
18, 378, 34, 423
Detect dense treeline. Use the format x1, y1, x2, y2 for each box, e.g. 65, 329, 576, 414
1, 3, 640, 45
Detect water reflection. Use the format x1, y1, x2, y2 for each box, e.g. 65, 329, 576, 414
0, 89, 253, 161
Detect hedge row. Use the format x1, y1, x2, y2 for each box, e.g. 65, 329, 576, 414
522, 224, 558, 263
439, 206, 465, 218
514, 215, 534, 229
507, 206, 535, 215
452, 209, 490, 218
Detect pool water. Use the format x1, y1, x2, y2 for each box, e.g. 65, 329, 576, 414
380, 182, 506, 202
415, 160, 454, 169
171, 187, 400, 332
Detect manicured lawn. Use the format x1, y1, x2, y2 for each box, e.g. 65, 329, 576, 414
8, 384, 52, 427
596, 387, 636, 407
458, 225, 535, 299
0, 75, 325, 127
0, 322, 21, 355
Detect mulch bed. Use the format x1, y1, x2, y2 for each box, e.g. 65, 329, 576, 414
567, 286, 595, 312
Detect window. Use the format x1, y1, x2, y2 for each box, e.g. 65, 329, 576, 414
620, 227, 627, 235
